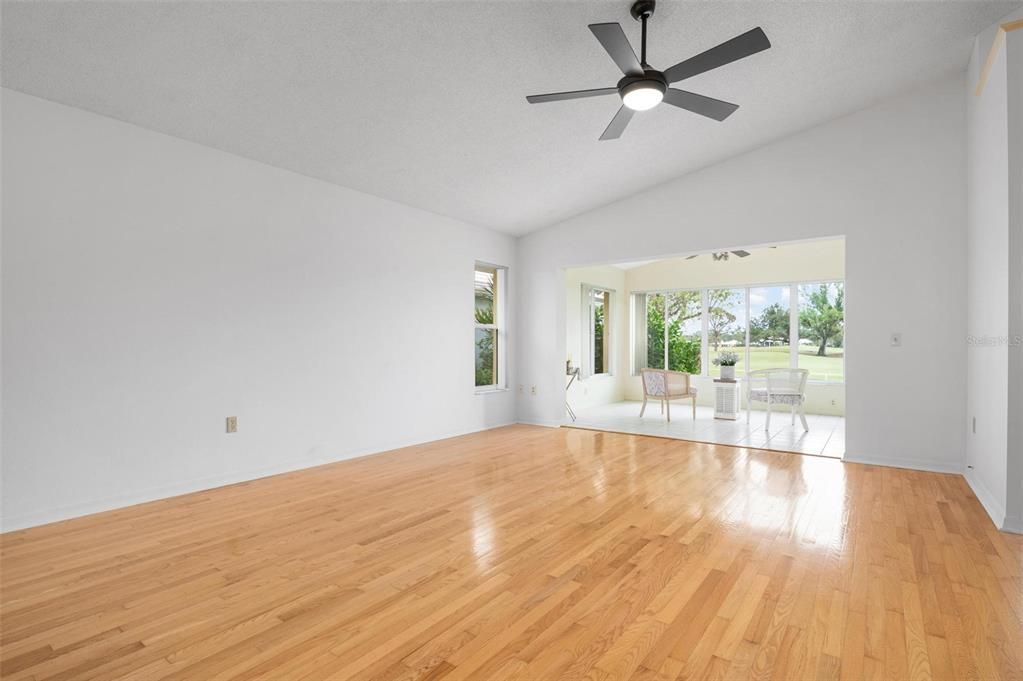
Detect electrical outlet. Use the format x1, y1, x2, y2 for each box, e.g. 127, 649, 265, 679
890, 332, 902, 347
226, 416, 238, 433
531, 385, 537, 395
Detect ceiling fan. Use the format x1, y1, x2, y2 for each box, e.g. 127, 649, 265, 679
687, 250, 752, 262
526, 0, 770, 140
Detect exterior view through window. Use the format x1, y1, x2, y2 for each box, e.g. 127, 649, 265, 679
635, 281, 844, 382
474, 265, 499, 387
591, 288, 610, 375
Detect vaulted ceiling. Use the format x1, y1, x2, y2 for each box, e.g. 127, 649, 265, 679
3, 1, 1018, 234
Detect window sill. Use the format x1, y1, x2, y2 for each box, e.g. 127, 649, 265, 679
475, 387, 510, 395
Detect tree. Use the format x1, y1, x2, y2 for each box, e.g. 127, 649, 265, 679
707, 289, 741, 351
646, 295, 666, 369
667, 290, 701, 323
647, 294, 699, 374
799, 283, 844, 356
750, 303, 789, 345
475, 280, 495, 385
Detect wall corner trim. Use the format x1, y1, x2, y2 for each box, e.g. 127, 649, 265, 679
975, 19, 1023, 96
964, 468, 1008, 530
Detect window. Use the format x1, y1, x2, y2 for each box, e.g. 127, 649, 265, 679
707, 288, 746, 376
591, 288, 611, 375
582, 285, 614, 376
474, 264, 506, 389
748, 286, 791, 375
633, 290, 700, 374
798, 282, 845, 382
633, 280, 844, 383
667, 291, 701, 373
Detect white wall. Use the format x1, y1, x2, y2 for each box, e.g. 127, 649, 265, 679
1007, 27, 1023, 533
564, 265, 627, 411
517, 76, 968, 474
965, 21, 1011, 528
1, 90, 516, 530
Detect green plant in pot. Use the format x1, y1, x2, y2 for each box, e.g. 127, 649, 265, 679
713, 351, 740, 380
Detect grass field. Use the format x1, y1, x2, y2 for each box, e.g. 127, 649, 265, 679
709, 345, 844, 382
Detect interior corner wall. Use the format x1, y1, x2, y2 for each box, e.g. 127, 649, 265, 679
1004, 27, 1023, 533
1, 89, 517, 531
966, 22, 1011, 529
516, 75, 968, 473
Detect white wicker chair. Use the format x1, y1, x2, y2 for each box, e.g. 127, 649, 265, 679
746, 368, 810, 431
639, 369, 697, 422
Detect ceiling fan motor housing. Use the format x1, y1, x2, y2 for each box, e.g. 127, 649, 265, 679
618, 70, 667, 98
618, 70, 667, 109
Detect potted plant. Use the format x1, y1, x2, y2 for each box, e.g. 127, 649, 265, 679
713, 351, 739, 380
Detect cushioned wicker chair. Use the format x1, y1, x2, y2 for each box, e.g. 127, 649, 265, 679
746, 368, 809, 431
639, 368, 697, 422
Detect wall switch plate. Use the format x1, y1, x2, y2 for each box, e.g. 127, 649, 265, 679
226, 416, 238, 433
890, 332, 902, 347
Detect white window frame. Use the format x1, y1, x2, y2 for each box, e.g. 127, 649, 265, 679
474, 263, 507, 392
581, 284, 614, 378
631, 278, 845, 384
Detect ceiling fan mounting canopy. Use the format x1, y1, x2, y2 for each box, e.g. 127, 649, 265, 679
630, 0, 656, 22
526, 0, 771, 140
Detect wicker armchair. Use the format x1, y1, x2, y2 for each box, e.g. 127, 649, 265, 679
746, 368, 809, 431
639, 369, 697, 422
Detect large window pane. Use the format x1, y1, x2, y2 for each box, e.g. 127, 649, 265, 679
645, 293, 665, 369
667, 291, 701, 373
474, 267, 496, 324
475, 328, 497, 386
748, 286, 791, 373
591, 288, 610, 374
798, 282, 845, 382
707, 288, 746, 377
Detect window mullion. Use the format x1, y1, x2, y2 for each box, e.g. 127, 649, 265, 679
789, 283, 799, 368
745, 287, 751, 377
700, 289, 709, 377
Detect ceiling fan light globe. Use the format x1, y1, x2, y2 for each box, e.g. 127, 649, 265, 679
622, 85, 664, 111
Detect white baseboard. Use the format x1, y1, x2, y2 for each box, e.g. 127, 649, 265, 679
1001, 514, 1023, 534
0, 421, 517, 533
964, 469, 1008, 530
841, 453, 963, 475
516, 419, 563, 428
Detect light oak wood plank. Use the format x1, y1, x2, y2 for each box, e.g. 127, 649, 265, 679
1, 425, 1020, 680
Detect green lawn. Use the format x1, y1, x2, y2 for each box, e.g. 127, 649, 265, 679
709, 345, 844, 382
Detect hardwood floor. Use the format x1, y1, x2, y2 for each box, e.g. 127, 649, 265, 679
1, 425, 1020, 681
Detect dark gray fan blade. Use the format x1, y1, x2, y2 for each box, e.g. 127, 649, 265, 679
663, 88, 739, 121
686, 255, 700, 260
526, 87, 619, 104
663, 27, 771, 83
731, 250, 751, 257
589, 23, 643, 77
599, 105, 635, 140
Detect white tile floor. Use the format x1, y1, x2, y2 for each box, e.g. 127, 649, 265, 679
566, 401, 845, 458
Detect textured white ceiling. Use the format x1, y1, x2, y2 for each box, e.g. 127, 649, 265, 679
2, 1, 1018, 235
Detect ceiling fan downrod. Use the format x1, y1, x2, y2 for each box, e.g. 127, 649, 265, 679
631, 0, 656, 67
